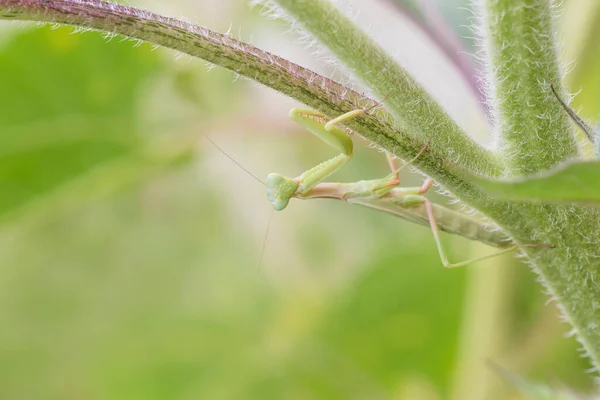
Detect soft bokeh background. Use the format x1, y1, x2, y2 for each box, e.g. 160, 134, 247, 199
0, 0, 598, 399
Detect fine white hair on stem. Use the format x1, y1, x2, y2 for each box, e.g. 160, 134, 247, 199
250, 0, 363, 93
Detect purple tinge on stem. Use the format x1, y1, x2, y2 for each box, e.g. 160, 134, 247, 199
386, 0, 485, 112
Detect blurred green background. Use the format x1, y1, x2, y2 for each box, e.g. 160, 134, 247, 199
0, 0, 598, 399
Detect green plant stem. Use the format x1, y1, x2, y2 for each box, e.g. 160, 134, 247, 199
0, 0, 500, 209
479, 0, 600, 370
268, 0, 500, 177
480, 0, 578, 175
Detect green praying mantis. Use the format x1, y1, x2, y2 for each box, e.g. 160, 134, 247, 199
259, 100, 552, 268
205, 96, 553, 268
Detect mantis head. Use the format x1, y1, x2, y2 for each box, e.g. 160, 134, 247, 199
266, 173, 299, 211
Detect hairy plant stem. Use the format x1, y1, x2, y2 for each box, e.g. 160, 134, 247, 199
480, 0, 578, 175
0, 0, 500, 210
479, 0, 600, 369
1, 0, 600, 369
268, 0, 498, 177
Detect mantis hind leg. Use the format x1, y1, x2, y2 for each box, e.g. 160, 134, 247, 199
414, 192, 553, 268
421, 199, 518, 268
384, 141, 430, 183
386, 153, 400, 181
401, 181, 523, 268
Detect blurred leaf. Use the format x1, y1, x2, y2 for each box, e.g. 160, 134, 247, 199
1, 136, 196, 225
457, 161, 600, 204
319, 234, 466, 394
0, 26, 172, 220
0, 169, 278, 400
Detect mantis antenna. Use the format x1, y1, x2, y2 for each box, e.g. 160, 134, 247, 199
200, 132, 273, 272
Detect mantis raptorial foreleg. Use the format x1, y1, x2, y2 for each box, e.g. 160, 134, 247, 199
266, 104, 552, 268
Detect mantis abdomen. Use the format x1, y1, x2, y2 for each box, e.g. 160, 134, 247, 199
350, 196, 511, 249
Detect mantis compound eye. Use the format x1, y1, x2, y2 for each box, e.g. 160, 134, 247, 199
266, 173, 299, 211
